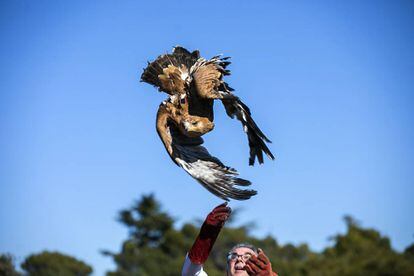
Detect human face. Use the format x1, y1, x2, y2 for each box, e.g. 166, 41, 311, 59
227, 247, 257, 276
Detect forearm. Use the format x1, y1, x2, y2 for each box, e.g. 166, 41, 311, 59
188, 223, 221, 264
184, 202, 230, 272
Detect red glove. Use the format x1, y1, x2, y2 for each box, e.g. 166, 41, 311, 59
188, 202, 231, 264
245, 248, 278, 276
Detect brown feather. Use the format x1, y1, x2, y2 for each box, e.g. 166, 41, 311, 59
192, 62, 223, 99
155, 100, 255, 201
144, 47, 274, 200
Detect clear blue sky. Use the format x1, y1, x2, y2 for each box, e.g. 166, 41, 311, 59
1, 0, 413, 275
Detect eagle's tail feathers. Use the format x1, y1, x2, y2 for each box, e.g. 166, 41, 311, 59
176, 155, 257, 201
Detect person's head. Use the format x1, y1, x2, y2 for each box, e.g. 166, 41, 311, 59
226, 243, 258, 276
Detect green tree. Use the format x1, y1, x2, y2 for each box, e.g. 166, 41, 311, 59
105, 195, 414, 276
0, 254, 21, 276
303, 216, 414, 276
103, 194, 190, 276
21, 251, 92, 276
404, 243, 414, 260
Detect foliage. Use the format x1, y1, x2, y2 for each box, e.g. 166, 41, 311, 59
102, 194, 189, 276
105, 194, 414, 276
21, 251, 92, 276
0, 254, 21, 276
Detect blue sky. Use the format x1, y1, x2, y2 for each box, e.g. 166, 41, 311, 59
1, 0, 413, 275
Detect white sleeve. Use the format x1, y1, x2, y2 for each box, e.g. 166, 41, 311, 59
181, 253, 208, 276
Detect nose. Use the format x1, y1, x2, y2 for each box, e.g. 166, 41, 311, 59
236, 255, 245, 262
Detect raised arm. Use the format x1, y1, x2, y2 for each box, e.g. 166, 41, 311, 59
182, 203, 232, 276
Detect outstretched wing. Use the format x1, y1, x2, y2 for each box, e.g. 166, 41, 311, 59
191, 56, 274, 165
156, 103, 256, 201
190, 56, 232, 99
141, 46, 200, 95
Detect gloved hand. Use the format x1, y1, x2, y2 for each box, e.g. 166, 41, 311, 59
188, 202, 231, 264
245, 248, 278, 276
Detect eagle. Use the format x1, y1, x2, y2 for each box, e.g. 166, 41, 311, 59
140, 46, 274, 201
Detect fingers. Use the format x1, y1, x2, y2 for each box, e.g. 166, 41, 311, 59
257, 248, 270, 265
212, 202, 227, 211
211, 202, 231, 219
205, 203, 232, 226
214, 213, 230, 221
244, 263, 254, 275
248, 255, 267, 270
212, 212, 230, 226
245, 259, 261, 274
212, 206, 231, 215
213, 208, 231, 217
213, 208, 231, 216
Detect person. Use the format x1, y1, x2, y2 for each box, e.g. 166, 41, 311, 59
182, 203, 278, 276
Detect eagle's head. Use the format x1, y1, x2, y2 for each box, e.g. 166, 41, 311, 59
181, 116, 214, 137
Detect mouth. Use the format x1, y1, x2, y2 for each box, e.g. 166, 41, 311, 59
235, 264, 245, 271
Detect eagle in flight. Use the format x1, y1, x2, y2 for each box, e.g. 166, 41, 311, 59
141, 47, 274, 200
